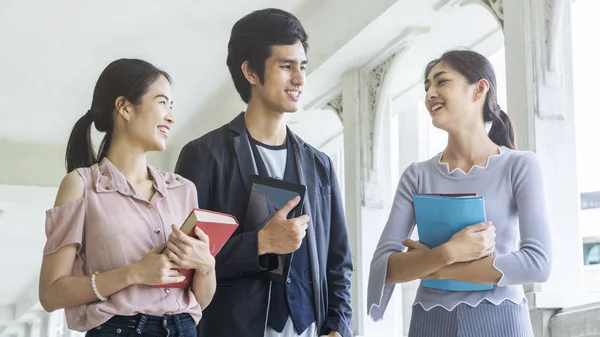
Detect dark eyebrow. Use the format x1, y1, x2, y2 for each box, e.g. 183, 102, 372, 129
154, 94, 172, 103
424, 71, 448, 85
278, 58, 308, 65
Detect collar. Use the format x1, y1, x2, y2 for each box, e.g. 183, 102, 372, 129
228, 111, 307, 149
91, 157, 184, 197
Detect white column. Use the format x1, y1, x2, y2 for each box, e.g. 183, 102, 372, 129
338, 27, 431, 336
393, 96, 435, 336
503, 3, 600, 336
38, 312, 50, 337
26, 318, 41, 337
504, 0, 588, 307
342, 67, 398, 337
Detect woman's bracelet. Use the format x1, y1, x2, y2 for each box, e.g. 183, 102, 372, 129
91, 271, 108, 302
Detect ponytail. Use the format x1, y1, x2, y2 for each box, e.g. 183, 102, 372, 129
97, 129, 113, 165
65, 110, 96, 172
488, 107, 515, 150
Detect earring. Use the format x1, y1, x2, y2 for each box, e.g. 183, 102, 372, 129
123, 112, 129, 120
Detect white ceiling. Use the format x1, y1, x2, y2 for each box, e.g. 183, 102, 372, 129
0, 0, 307, 145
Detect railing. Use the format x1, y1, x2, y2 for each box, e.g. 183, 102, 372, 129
551, 302, 600, 337
584, 264, 600, 293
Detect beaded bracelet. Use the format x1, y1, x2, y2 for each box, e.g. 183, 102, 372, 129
91, 271, 107, 302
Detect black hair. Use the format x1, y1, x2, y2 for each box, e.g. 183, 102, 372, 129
226, 8, 309, 103
65, 58, 171, 172
424, 49, 515, 149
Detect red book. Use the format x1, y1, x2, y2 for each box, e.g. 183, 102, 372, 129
155, 209, 239, 289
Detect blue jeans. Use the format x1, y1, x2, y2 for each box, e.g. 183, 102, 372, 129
86, 313, 196, 337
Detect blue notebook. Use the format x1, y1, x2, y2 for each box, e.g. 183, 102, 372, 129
412, 194, 493, 292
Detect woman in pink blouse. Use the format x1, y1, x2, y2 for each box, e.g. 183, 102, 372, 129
38, 59, 215, 337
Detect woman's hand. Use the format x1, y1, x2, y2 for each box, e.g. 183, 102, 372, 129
403, 239, 430, 252
444, 221, 496, 263
129, 243, 186, 286
165, 225, 215, 275
403, 239, 434, 280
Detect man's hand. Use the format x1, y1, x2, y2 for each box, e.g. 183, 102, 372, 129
320, 331, 342, 337
257, 196, 310, 255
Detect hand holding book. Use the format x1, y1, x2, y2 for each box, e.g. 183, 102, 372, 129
443, 221, 496, 263
129, 243, 187, 286
405, 222, 496, 260
155, 209, 239, 288
403, 239, 429, 252
165, 225, 215, 275
404, 221, 495, 281
412, 194, 495, 291
245, 176, 308, 284
402, 239, 435, 280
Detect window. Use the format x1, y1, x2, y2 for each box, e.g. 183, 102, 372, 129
584, 243, 600, 265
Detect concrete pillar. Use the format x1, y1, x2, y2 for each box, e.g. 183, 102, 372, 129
504, 0, 584, 302
502, 0, 596, 334
338, 27, 428, 336
341, 55, 397, 337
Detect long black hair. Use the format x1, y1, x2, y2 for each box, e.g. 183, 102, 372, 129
65, 58, 171, 172
424, 50, 515, 149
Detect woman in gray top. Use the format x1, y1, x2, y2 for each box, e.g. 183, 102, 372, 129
367, 50, 552, 337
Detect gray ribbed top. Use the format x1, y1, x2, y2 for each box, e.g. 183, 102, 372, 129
367, 147, 552, 320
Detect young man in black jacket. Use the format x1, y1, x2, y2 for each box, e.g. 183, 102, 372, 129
175, 8, 353, 337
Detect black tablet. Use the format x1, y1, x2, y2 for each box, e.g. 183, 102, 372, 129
245, 175, 307, 283
247, 175, 306, 220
